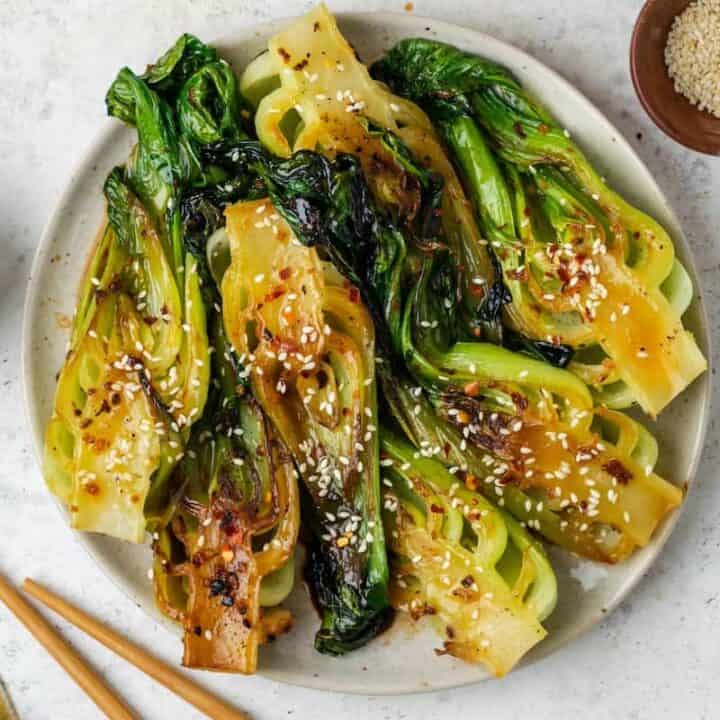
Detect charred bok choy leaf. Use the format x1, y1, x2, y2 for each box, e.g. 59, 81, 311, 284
380, 431, 555, 677
373, 38, 706, 416
219, 190, 391, 654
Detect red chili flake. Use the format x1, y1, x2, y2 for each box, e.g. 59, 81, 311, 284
557, 264, 571, 284
496, 472, 519, 486
430, 503, 444, 514
348, 286, 360, 303
279, 267, 292, 280
509, 267, 529, 281
85, 482, 100, 496
278, 47, 291, 63
264, 286, 286, 303
602, 459, 633, 484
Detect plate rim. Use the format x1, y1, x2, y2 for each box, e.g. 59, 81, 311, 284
21, 9, 712, 695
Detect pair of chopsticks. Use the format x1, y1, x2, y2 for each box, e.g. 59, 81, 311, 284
0, 573, 249, 720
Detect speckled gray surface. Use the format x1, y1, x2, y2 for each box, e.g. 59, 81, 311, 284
0, 1, 718, 718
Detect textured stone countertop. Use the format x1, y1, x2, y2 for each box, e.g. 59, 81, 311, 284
1, 1, 718, 718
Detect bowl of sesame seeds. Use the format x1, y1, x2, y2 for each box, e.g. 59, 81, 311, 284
631, 0, 720, 154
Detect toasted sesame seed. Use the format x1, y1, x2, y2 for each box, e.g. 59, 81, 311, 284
665, 0, 720, 117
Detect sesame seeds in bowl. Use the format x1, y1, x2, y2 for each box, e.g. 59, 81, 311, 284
631, 0, 720, 154
665, 0, 720, 118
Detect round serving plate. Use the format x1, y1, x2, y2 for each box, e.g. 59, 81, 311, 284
22, 11, 711, 695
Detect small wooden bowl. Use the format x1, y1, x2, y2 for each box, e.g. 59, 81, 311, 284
630, 0, 720, 154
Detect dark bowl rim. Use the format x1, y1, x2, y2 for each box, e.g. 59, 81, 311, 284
630, 0, 720, 155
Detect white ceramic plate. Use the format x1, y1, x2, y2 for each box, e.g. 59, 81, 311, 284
22, 11, 711, 694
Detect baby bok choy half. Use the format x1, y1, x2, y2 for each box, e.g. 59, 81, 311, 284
207, 145, 391, 654
380, 431, 556, 677
43, 34, 245, 542
43, 160, 208, 543
373, 38, 707, 417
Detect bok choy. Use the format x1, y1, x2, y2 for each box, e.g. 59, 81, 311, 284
373, 38, 707, 416
43, 5, 702, 678
380, 431, 555, 677
151, 181, 299, 674
43, 33, 246, 542
219, 190, 391, 654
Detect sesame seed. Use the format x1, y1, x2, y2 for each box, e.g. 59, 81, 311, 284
665, 0, 720, 117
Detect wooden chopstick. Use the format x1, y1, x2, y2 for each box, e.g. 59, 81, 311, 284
0, 572, 136, 720
22, 579, 250, 720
